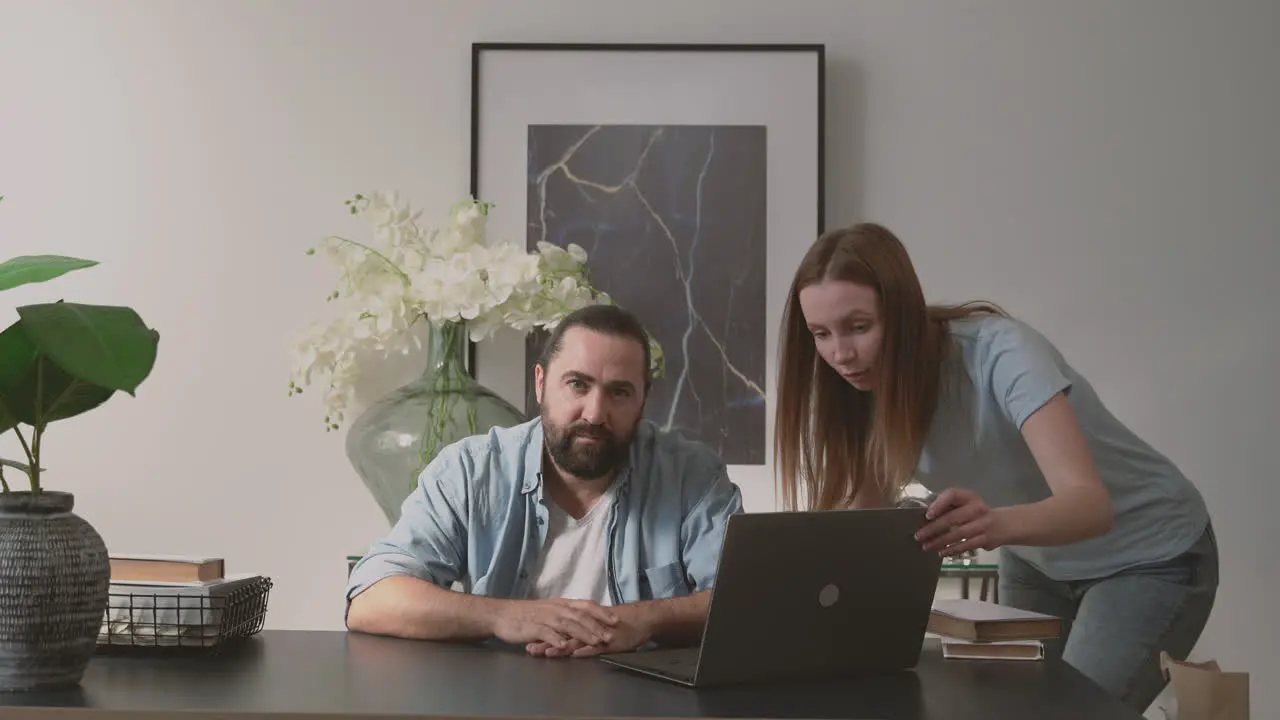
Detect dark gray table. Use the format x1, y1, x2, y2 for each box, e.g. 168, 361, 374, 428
0, 630, 1144, 719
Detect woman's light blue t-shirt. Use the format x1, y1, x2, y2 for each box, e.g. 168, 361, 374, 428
913, 314, 1210, 581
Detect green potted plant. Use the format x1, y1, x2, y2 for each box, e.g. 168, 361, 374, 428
0, 198, 161, 691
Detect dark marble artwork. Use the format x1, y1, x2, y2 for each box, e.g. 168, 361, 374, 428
524, 124, 767, 465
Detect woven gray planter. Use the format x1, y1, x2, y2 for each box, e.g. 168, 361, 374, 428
0, 491, 110, 692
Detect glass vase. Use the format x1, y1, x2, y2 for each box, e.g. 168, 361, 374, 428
344, 321, 528, 525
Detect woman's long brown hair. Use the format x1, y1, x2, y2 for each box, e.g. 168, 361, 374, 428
774, 223, 1004, 511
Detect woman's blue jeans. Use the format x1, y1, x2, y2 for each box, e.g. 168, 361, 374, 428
997, 522, 1219, 712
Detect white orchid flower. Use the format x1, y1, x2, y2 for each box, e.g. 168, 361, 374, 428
289, 192, 664, 431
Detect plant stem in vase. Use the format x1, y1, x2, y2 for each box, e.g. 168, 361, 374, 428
417, 321, 477, 468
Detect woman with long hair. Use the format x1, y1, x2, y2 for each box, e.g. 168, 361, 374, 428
774, 223, 1217, 712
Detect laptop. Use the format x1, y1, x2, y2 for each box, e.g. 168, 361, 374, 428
598, 506, 942, 687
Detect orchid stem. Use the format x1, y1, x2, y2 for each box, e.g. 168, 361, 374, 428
324, 235, 411, 284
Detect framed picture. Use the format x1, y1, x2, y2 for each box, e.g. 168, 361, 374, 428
470, 42, 825, 468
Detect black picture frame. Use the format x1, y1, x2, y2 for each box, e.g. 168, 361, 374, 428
468, 42, 825, 465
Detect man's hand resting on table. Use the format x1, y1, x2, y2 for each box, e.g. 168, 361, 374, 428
523, 602, 653, 658
491, 598, 623, 650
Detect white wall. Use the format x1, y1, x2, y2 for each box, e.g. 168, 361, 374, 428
1, 0, 1275, 710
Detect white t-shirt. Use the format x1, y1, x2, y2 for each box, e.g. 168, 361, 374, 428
528, 491, 613, 605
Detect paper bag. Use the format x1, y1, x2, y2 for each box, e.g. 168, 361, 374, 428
1159, 651, 1250, 720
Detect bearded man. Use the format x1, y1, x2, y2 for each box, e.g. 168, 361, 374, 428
345, 304, 743, 658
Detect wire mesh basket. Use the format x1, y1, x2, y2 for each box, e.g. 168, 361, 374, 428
97, 575, 272, 652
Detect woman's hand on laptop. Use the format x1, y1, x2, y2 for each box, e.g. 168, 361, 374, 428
492, 598, 619, 650
915, 487, 1010, 556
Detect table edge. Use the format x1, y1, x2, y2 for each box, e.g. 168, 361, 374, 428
2, 711, 801, 720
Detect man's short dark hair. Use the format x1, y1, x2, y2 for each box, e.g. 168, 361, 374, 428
537, 304, 653, 392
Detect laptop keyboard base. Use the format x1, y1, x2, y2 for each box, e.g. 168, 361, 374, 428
610, 647, 699, 682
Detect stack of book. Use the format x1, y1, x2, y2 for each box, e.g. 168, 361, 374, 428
101, 554, 268, 647
927, 598, 1061, 661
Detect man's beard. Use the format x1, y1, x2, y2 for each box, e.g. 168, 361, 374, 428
542, 410, 631, 481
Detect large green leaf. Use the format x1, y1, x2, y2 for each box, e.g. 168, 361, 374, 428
0, 321, 36, 389
0, 405, 17, 435
15, 302, 159, 395
0, 255, 98, 292
0, 318, 119, 431
3, 355, 116, 428
0, 321, 37, 433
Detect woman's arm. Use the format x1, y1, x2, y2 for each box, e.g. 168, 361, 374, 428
995, 391, 1113, 545
917, 392, 1113, 554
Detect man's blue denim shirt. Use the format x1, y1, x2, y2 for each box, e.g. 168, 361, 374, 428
345, 417, 743, 617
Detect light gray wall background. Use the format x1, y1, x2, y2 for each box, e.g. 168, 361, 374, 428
1, 0, 1274, 713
